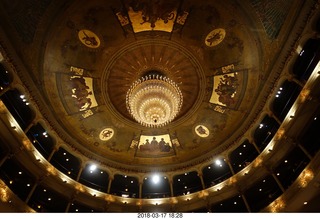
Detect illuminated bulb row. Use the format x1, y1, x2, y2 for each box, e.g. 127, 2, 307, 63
126, 75, 183, 127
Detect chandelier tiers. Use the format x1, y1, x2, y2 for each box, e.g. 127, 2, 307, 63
126, 74, 183, 128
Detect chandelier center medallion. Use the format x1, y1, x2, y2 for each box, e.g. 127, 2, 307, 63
126, 73, 183, 128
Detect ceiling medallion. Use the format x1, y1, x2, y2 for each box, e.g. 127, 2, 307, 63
126, 73, 183, 128
99, 128, 114, 141
205, 28, 226, 47
78, 29, 100, 48
195, 125, 210, 138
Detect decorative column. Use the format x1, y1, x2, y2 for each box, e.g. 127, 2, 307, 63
271, 173, 285, 192
139, 182, 143, 199
0, 153, 9, 167
47, 147, 58, 162
23, 121, 36, 134
0, 86, 10, 96
285, 136, 313, 160
25, 175, 47, 207
288, 76, 305, 88
240, 194, 251, 212
25, 182, 38, 203
197, 172, 206, 189
249, 138, 261, 154
297, 143, 313, 160
76, 165, 84, 182
65, 193, 77, 213
65, 202, 72, 213
295, 142, 313, 160
265, 165, 285, 192
169, 178, 174, 197
225, 157, 235, 175
107, 176, 113, 194
269, 112, 282, 126
206, 202, 212, 212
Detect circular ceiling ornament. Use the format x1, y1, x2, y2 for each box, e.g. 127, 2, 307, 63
195, 125, 210, 138
205, 28, 226, 47
126, 73, 183, 128
99, 128, 114, 141
103, 39, 205, 129
78, 29, 100, 48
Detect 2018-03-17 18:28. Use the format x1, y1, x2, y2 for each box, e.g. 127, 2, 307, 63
136, 213, 183, 218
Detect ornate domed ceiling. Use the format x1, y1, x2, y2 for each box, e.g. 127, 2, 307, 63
40, 0, 273, 171
4, 0, 293, 171
2, 0, 320, 213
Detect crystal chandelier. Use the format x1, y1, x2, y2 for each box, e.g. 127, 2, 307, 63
126, 74, 183, 128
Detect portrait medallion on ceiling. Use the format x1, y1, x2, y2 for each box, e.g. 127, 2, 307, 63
195, 125, 210, 138
205, 28, 226, 47
99, 128, 115, 141
78, 29, 101, 49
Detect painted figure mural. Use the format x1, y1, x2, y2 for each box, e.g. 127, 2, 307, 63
132, 134, 176, 158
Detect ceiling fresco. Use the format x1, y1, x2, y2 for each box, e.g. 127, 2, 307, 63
9, 0, 280, 171
1, 0, 320, 213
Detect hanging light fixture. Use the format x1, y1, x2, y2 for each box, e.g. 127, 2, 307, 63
126, 73, 183, 128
